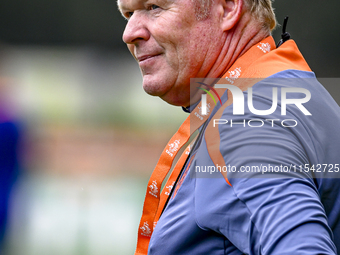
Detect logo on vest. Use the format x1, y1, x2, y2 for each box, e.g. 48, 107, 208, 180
226, 67, 241, 84
257, 42, 271, 53
140, 221, 151, 237
166, 140, 180, 157
149, 180, 159, 198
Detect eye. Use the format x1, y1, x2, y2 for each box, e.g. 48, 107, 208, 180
149, 4, 160, 10
126, 11, 134, 18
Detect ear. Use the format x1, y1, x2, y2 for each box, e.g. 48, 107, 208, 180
220, 0, 243, 31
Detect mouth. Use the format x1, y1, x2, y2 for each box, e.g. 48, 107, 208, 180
137, 54, 161, 63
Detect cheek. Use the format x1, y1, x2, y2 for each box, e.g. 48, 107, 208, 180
176, 33, 204, 66
155, 34, 181, 70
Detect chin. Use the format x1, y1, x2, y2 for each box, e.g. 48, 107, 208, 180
159, 89, 191, 107
143, 84, 165, 97
142, 76, 190, 107
142, 77, 171, 97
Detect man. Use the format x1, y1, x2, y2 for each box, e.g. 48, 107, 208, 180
118, 0, 340, 254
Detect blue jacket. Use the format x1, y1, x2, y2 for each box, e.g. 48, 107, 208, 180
148, 68, 340, 254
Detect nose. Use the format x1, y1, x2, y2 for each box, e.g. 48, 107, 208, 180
123, 13, 150, 44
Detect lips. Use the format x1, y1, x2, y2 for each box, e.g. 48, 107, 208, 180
137, 53, 160, 63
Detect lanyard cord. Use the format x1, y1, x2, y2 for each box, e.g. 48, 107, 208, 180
276, 16, 291, 48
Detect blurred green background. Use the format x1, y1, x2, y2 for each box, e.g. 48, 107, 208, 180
0, 0, 339, 254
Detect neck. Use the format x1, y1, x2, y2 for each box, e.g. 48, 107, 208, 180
208, 15, 270, 78
185, 15, 270, 108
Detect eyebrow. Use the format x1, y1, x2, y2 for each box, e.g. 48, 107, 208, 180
117, 0, 124, 12
117, 0, 133, 13
117, 0, 137, 14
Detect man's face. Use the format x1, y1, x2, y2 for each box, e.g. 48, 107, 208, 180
118, 0, 224, 106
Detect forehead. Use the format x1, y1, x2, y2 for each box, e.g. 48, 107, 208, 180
117, 0, 176, 11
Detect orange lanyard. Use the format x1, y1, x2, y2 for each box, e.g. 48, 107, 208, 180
134, 36, 311, 255
135, 110, 212, 255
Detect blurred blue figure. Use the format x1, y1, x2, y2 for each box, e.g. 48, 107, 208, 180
0, 85, 21, 253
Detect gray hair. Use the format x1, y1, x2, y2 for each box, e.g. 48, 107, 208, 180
194, 0, 277, 31
244, 0, 277, 30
